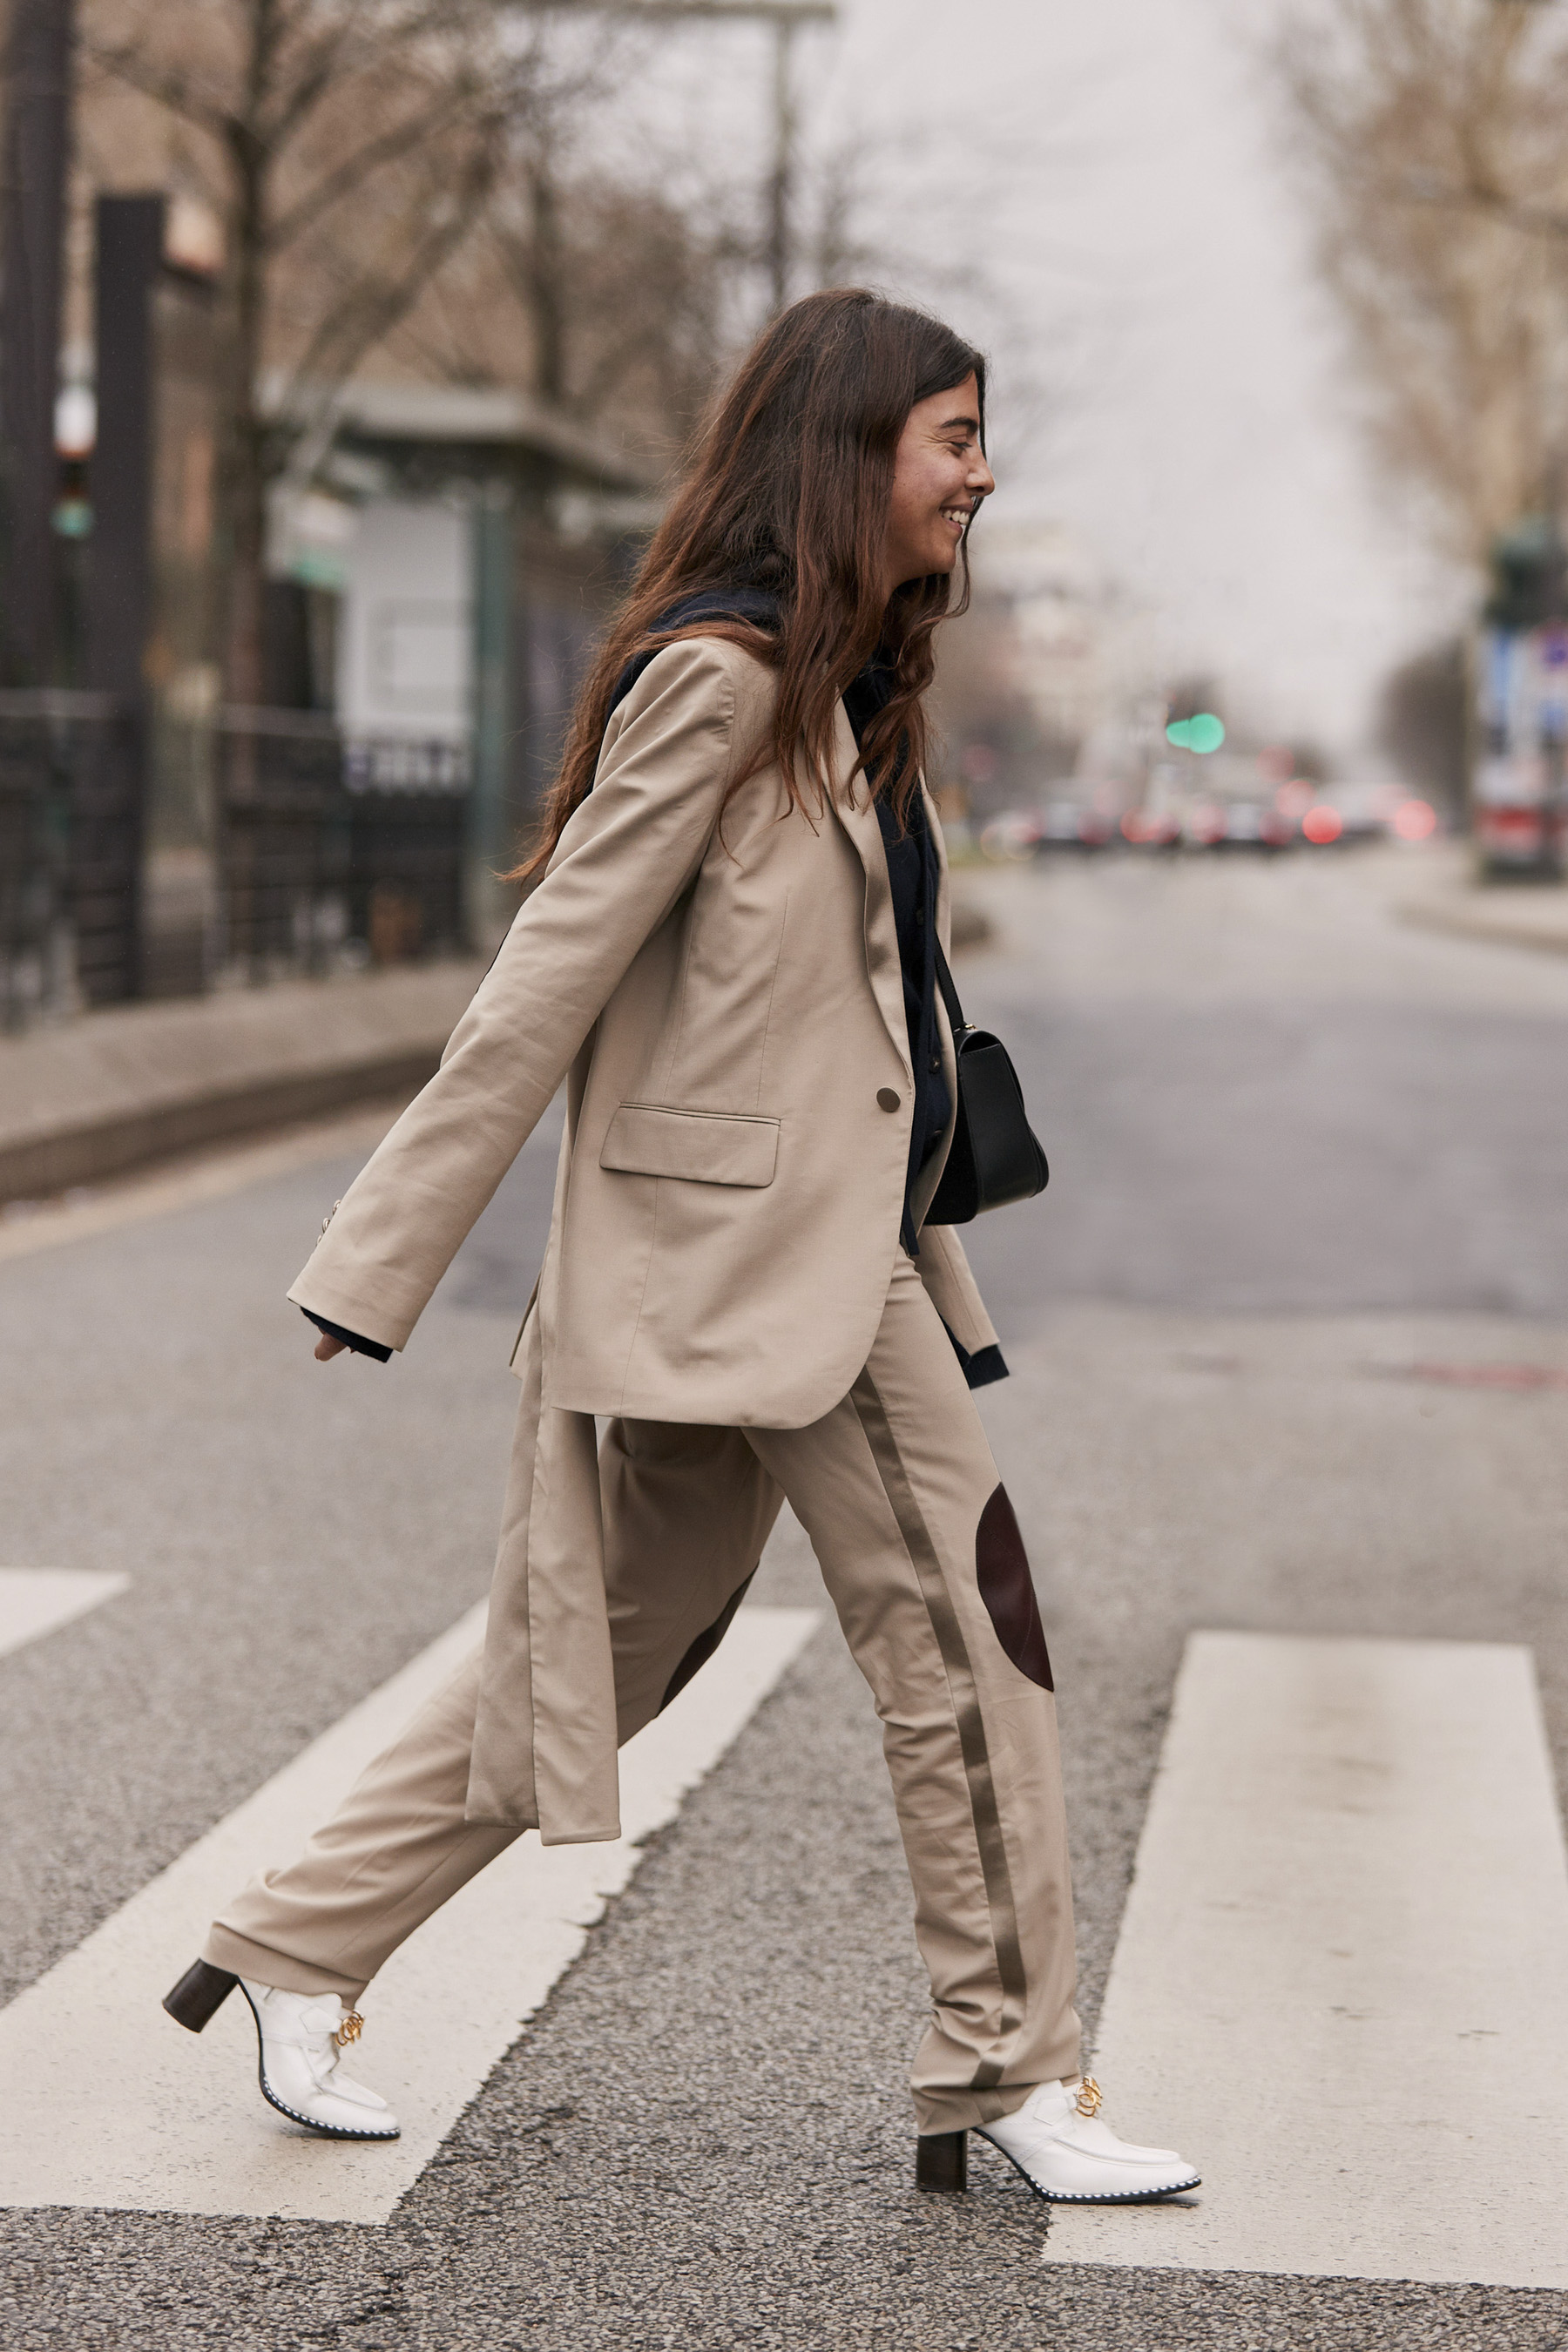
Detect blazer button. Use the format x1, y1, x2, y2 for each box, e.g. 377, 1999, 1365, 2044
876, 1087, 901, 1112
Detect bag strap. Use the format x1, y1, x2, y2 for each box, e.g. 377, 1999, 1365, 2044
934, 938, 972, 1039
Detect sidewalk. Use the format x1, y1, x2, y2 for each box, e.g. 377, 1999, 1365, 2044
1396, 855, 1568, 958
0, 960, 484, 1205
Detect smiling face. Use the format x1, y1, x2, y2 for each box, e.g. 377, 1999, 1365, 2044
881, 372, 995, 601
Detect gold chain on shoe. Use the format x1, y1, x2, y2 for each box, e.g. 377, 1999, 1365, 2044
333, 2010, 364, 2049
1074, 2075, 1103, 2119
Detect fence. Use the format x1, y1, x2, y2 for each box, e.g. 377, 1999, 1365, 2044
0, 701, 471, 1026
0, 690, 141, 1029
217, 712, 470, 983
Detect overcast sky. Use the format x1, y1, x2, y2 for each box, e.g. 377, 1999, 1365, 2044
609, 0, 1463, 755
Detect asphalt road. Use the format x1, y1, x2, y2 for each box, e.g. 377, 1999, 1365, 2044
3, 844, 1568, 2349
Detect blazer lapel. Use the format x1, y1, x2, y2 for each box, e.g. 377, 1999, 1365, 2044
828, 699, 912, 1081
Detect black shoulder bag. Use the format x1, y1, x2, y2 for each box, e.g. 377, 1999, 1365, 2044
923, 941, 1050, 1225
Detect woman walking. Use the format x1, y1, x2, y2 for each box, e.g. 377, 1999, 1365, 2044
165, 288, 1198, 2207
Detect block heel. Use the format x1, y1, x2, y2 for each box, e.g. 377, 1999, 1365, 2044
916, 2129, 969, 2192
163, 1958, 238, 2033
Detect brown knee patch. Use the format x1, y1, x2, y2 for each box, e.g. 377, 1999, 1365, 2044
976, 1486, 1053, 1690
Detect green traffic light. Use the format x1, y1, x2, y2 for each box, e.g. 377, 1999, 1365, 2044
1166, 713, 1226, 754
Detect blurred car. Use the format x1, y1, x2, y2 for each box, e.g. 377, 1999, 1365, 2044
1328, 781, 1402, 844
1473, 754, 1560, 873
1193, 800, 1294, 852
1119, 808, 1182, 850
979, 810, 1045, 861
1299, 804, 1345, 846
1182, 799, 1229, 849
1070, 804, 1114, 850
1004, 802, 1113, 853
1037, 802, 1085, 849
1297, 784, 1440, 848
1389, 796, 1439, 843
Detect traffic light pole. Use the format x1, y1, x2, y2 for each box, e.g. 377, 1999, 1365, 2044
0, 0, 75, 686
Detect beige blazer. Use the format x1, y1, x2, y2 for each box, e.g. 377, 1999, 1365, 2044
289, 636, 997, 1424
287, 638, 1001, 1838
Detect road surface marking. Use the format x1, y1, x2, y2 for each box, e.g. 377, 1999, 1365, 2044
0, 1568, 129, 1660
0, 1600, 820, 2224
1045, 1632, 1568, 2288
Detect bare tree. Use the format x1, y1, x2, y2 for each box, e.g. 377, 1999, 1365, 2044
389, 68, 1098, 491
79, 0, 581, 700
1273, 0, 1568, 564
383, 127, 754, 465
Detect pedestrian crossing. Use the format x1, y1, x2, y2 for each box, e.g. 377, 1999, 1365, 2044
0, 1599, 819, 2224
1044, 1633, 1568, 2290
0, 1566, 128, 1659
3, 1598, 1566, 2279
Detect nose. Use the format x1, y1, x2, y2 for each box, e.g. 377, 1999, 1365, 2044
970, 451, 996, 497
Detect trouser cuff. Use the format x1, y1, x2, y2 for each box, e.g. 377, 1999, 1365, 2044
914, 2078, 1063, 2135
202, 1923, 368, 2002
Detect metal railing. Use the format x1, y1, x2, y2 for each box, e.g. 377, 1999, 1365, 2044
1, 700, 473, 1026
215, 710, 470, 984
0, 689, 140, 1029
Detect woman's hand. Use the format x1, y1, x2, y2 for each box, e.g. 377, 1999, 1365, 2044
314, 1332, 348, 1362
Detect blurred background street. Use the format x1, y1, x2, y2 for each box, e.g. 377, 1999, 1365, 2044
3, 0, 1568, 2340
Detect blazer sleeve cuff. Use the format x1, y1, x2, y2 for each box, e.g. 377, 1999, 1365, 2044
287, 1275, 407, 1354
943, 1325, 1010, 1389
300, 1308, 393, 1362
911, 1223, 1000, 1357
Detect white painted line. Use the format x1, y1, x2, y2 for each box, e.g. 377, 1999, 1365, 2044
0, 1568, 129, 1660
0, 1602, 819, 2224
1046, 1633, 1568, 2288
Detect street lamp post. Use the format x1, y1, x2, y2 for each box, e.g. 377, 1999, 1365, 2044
512, 0, 837, 313
767, 5, 801, 314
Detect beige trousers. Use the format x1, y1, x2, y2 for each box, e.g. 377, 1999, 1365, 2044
206, 1254, 1081, 2132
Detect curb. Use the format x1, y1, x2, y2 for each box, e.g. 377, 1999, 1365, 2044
1396, 898, 1568, 960
0, 960, 484, 1205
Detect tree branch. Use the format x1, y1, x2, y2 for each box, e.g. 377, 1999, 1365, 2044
82, 36, 232, 138
274, 127, 504, 456
1394, 170, 1568, 245
267, 78, 482, 249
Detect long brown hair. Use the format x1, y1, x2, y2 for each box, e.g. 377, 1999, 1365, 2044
509, 287, 985, 881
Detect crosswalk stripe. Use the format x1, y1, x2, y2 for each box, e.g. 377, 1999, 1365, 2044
0, 1601, 820, 2224
1045, 1632, 1568, 2288
0, 1568, 129, 1660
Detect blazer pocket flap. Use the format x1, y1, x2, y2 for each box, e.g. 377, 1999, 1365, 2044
600, 1104, 780, 1186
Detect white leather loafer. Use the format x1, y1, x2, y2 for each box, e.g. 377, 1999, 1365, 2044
239, 1980, 400, 2140
977, 2076, 1199, 2203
